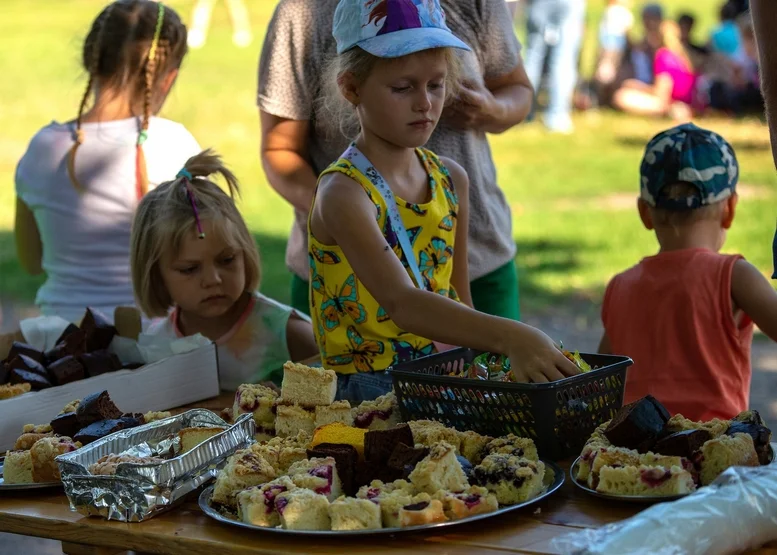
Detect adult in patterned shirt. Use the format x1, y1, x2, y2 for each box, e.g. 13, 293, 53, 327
258, 0, 533, 321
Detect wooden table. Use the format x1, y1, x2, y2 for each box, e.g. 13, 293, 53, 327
0, 393, 774, 555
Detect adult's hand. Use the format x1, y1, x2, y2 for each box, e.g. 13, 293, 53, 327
444, 80, 503, 132
444, 62, 534, 134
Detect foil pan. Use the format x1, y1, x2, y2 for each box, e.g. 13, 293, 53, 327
57, 410, 255, 522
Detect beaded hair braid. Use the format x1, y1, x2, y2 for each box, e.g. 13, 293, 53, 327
135, 2, 166, 199
67, 1, 184, 201
66, 2, 117, 193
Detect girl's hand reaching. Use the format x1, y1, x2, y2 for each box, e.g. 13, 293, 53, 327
506, 324, 580, 383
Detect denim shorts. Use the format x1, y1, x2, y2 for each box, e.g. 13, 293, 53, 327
336, 371, 393, 405
599, 31, 626, 51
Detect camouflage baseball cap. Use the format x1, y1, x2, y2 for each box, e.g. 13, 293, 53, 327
640, 123, 739, 210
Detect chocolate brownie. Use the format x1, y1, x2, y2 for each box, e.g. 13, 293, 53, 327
79, 351, 122, 377
604, 395, 670, 451
55, 324, 81, 346
307, 443, 359, 496
727, 421, 773, 465
47, 356, 86, 386
74, 419, 128, 444
76, 391, 122, 427
0, 364, 8, 384
5, 342, 45, 365
364, 424, 415, 462
387, 443, 429, 477
9, 368, 52, 390
8, 354, 49, 378
50, 412, 82, 438
80, 308, 117, 352
118, 414, 145, 428
46, 330, 88, 363
654, 429, 712, 458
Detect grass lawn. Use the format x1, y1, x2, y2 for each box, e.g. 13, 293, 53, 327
0, 0, 774, 320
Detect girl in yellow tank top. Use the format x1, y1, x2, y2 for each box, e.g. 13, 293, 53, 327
309, 0, 579, 403
309, 148, 460, 375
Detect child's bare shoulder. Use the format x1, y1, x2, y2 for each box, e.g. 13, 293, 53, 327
317, 171, 369, 204
436, 156, 469, 190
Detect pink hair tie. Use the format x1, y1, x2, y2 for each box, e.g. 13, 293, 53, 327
177, 169, 205, 239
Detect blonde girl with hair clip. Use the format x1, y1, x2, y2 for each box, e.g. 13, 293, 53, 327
309, 0, 579, 403
14, 1, 200, 324
134, 150, 318, 390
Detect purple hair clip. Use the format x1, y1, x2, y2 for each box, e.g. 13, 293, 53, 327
176, 168, 205, 239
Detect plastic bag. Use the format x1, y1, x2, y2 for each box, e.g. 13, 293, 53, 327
19, 315, 71, 352
551, 458, 777, 555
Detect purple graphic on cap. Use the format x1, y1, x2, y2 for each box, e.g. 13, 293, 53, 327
367, 0, 422, 35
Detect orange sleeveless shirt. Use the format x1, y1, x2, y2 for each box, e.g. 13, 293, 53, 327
602, 249, 753, 420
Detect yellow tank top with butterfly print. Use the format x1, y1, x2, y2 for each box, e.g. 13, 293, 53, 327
308, 148, 460, 375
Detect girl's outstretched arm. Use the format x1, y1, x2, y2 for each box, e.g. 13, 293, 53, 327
312, 175, 579, 383
15, 198, 43, 275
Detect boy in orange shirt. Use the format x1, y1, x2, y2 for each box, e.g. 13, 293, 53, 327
599, 123, 777, 421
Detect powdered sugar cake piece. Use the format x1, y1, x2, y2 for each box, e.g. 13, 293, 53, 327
237, 476, 297, 528
458, 430, 493, 465
356, 478, 415, 501
211, 448, 277, 508
371, 489, 414, 528
471, 454, 545, 505
0, 383, 31, 400
433, 485, 498, 520
178, 426, 226, 453
281, 362, 336, 406
275, 404, 316, 437
30, 436, 81, 482
408, 441, 469, 494
328, 496, 382, 530
275, 488, 331, 530
665, 414, 730, 438
408, 420, 462, 454
485, 434, 539, 462
314, 400, 354, 427
596, 464, 695, 496
3, 450, 33, 484
287, 456, 343, 501
251, 441, 308, 474
699, 433, 759, 486
352, 392, 400, 430
399, 494, 446, 527
232, 383, 278, 434
585, 446, 641, 488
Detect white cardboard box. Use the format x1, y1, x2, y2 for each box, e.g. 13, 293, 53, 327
0, 343, 220, 451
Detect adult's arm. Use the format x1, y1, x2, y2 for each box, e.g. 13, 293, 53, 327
257, 0, 319, 211
15, 198, 43, 275
750, 0, 777, 168
260, 113, 318, 213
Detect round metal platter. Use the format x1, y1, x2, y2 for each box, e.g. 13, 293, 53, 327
199, 460, 565, 536
569, 445, 775, 505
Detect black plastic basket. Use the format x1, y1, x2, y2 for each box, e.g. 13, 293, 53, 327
388, 348, 633, 461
